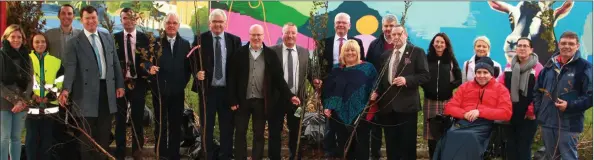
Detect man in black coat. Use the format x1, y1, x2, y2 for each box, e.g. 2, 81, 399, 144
365, 14, 398, 160
227, 24, 301, 160
146, 13, 193, 160
113, 8, 151, 160
192, 8, 242, 160
372, 25, 429, 160
319, 12, 364, 158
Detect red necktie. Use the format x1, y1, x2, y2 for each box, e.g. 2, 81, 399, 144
338, 38, 344, 56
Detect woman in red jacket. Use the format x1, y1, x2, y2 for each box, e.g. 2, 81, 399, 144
433, 57, 512, 160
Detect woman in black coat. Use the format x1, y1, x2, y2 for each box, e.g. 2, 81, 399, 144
420, 32, 462, 159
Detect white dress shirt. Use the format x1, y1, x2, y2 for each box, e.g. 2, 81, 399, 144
249, 45, 262, 59
124, 29, 137, 78
84, 29, 107, 79
388, 42, 407, 82
333, 34, 347, 64
282, 44, 299, 94
168, 36, 176, 52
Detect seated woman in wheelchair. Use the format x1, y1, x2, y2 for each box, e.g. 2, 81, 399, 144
433, 57, 512, 160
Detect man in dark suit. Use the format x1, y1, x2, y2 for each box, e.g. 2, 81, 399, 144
192, 8, 242, 160
59, 6, 125, 160
146, 13, 193, 160
113, 8, 150, 160
365, 14, 397, 160
227, 24, 301, 160
268, 22, 310, 160
372, 25, 429, 160
320, 12, 364, 158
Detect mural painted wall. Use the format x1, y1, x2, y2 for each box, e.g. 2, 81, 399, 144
40, 1, 593, 66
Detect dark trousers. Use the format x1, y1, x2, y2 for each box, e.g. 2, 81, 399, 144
335, 116, 370, 160
115, 79, 147, 159
51, 106, 79, 160
151, 89, 184, 160
268, 101, 301, 160
378, 111, 418, 160
25, 115, 55, 160
323, 115, 337, 157
505, 119, 537, 160
79, 80, 114, 160
428, 139, 437, 159
234, 98, 266, 160
200, 87, 233, 160
370, 118, 383, 158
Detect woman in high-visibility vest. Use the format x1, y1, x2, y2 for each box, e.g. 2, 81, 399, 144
25, 32, 64, 160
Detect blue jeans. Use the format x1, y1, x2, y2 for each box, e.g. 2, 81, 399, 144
0, 111, 26, 160
541, 127, 579, 160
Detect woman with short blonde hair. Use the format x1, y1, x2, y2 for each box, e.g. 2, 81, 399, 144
323, 39, 377, 159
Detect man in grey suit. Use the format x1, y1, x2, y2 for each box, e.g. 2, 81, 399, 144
45, 4, 81, 61
268, 22, 310, 160
58, 6, 125, 160
44, 4, 82, 160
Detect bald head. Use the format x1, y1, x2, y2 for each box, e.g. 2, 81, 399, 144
249, 24, 264, 49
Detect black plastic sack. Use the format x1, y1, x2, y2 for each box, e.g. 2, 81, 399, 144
428, 114, 454, 140
302, 112, 326, 144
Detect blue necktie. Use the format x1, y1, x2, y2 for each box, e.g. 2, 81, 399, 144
90, 34, 103, 78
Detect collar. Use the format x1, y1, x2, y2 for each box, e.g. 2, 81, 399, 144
334, 34, 347, 42
396, 42, 407, 54
84, 29, 99, 37
167, 36, 176, 41
282, 43, 297, 51
124, 29, 137, 38
249, 44, 263, 52
383, 34, 391, 43
211, 31, 225, 39
31, 50, 48, 58
60, 26, 74, 34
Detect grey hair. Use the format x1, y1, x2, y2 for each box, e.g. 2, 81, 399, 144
382, 14, 398, 24
282, 22, 297, 34
209, 9, 227, 22
334, 12, 350, 23
163, 12, 180, 28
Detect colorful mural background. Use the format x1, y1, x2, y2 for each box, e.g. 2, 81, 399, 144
39, 1, 593, 66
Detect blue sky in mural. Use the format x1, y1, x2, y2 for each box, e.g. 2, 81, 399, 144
328, 1, 592, 66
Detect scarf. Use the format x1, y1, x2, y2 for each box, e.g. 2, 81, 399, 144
510, 53, 537, 102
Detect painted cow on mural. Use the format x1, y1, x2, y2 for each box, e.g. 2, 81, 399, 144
488, 1, 574, 64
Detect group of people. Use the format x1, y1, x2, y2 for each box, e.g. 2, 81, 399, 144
0, 4, 591, 160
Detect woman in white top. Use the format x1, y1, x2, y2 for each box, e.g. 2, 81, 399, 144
462, 36, 502, 82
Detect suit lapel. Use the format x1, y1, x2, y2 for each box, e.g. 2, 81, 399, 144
98, 32, 112, 67
204, 32, 214, 71
298, 47, 307, 91
396, 45, 413, 74
78, 32, 98, 62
